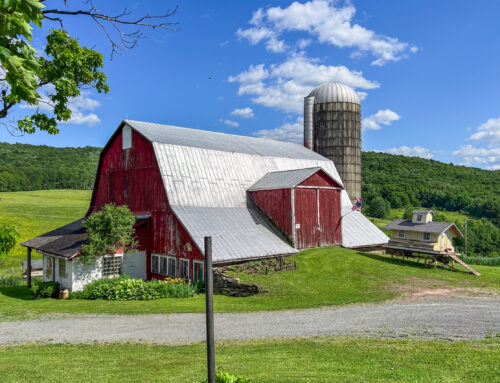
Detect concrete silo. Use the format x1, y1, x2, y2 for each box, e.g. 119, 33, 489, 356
304, 82, 361, 204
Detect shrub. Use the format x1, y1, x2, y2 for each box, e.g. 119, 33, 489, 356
71, 276, 203, 300
459, 256, 500, 267
0, 275, 26, 287
31, 281, 60, 298
197, 371, 250, 383
366, 197, 391, 219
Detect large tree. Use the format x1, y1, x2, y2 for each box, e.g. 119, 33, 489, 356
0, 0, 177, 134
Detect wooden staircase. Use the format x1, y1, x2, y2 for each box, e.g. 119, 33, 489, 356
448, 253, 481, 276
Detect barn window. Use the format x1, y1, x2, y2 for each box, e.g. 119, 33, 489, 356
151, 254, 159, 274
58, 258, 66, 277
103, 255, 122, 278
416, 214, 423, 222
159, 255, 176, 277
423, 232, 431, 241
179, 258, 189, 279
398, 230, 405, 239
193, 260, 204, 281
122, 125, 132, 149
45, 256, 54, 280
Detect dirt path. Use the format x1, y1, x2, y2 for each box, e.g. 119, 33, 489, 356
1, 298, 499, 345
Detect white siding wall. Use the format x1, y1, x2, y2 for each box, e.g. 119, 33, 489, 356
121, 251, 147, 279
71, 257, 103, 292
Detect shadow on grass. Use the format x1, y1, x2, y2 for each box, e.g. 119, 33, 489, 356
0, 286, 36, 300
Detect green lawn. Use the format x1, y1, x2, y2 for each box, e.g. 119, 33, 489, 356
0, 190, 91, 273
1, 248, 499, 320
0, 338, 498, 382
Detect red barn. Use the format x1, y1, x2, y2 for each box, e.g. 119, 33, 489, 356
23, 120, 388, 290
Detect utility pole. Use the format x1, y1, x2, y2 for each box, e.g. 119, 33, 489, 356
204, 236, 215, 383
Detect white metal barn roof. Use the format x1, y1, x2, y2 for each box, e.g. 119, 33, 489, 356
248, 167, 325, 191
123, 120, 388, 262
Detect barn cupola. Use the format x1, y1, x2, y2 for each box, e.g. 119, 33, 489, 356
248, 167, 344, 249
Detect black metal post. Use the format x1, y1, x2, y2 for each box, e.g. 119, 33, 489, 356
27, 248, 32, 288
204, 236, 215, 383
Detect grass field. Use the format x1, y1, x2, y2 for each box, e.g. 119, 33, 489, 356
0, 190, 498, 320
1, 247, 499, 320
0, 338, 498, 382
0, 190, 91, 272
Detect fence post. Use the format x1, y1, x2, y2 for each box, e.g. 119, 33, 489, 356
204, 236, 215, 383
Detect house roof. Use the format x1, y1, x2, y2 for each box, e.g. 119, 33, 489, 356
125, 120, 326, 161
383, 219, 463, 237
248, 167, 335, 191
342, 206, 390, 248
21, 218, 88, 258
171, 206, 298, 263
22, 215, 151, 259
413, 209, 434, 215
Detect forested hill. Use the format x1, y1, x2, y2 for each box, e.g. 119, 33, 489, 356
0, 142, 498, 222
0, 142, 100, 191
362, 152, 499, 223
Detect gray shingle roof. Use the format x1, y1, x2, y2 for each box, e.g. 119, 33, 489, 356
248, 167, 326, 191
383, 219, 462, 236
413, 209, 434, 215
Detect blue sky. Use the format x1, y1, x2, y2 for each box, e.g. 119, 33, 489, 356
2, 0, 499, 170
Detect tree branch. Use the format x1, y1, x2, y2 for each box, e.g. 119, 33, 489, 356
42, 2, 179, 57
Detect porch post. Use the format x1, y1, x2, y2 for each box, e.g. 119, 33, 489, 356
27, 247, 32, 288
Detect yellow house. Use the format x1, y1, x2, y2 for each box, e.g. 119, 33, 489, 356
384, 210, 463, 255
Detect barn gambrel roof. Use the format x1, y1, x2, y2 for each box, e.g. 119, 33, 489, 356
123, 120, 388, 261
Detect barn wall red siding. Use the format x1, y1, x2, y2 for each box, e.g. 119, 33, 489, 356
250, 189, 292, 238
300, 170, 342, 188
294, 188, 319, 249
318, 189, 342, 246
89, 129, 203, 280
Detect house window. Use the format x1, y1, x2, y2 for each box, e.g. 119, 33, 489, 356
122, 125, 132, 149
179, 258, 189, 279
103, 255, 122, 278
423, 232, 431, 241
58, 258, 66, 277
416, 214, 423, 222
151, 254, 159, 274
153, 254, 176, 277
193, 260, 204, 281
398, 230, 405, 239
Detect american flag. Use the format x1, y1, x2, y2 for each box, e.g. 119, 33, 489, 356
352, 198, 363, 212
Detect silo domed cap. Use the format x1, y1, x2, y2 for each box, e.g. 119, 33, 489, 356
308, 82, 360, 104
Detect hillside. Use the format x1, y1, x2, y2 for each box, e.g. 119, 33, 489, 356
0, 142, 497, 221
0, 143, 100, 191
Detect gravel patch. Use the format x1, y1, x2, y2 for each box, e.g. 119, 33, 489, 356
1, 299, 499, 345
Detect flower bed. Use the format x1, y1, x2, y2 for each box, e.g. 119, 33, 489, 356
71, 276, 203, 300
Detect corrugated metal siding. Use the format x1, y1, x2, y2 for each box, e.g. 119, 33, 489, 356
153, 143, 343, 208
341, 206, 390, 248
170, 206, 298, 263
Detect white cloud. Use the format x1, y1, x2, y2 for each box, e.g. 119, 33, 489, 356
253, 117, 303, 143
296, 38, 312, 49
219, 119, 239, 128
362, 109, 400, 131
386, 145, 434, 159
468, 117, 500, 146
452, 117, 500, 169
19, 86, 102, 127
230, 107, 254, 119
238, 0, 416, 65
229, 53, 378, 114
452, 145, 500, 168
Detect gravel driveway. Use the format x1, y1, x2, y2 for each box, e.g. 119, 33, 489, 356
1, 299, 499, 345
